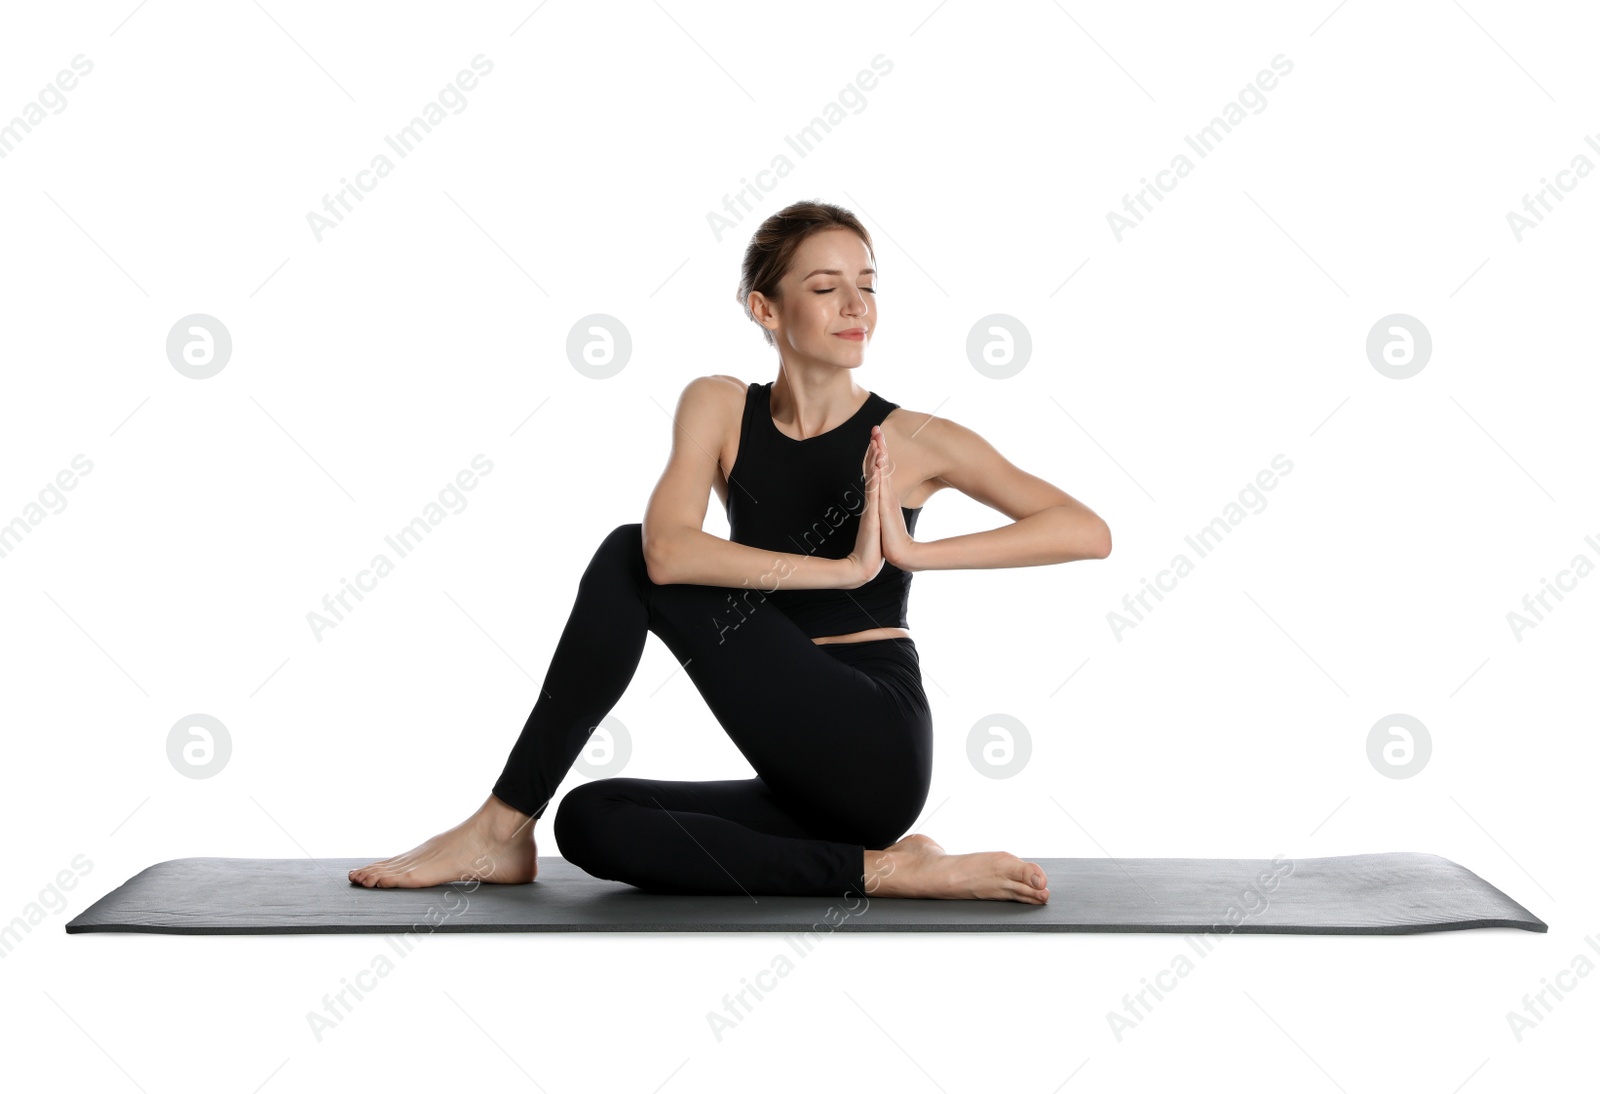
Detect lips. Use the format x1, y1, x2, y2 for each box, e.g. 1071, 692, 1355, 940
835, 329, 866, 340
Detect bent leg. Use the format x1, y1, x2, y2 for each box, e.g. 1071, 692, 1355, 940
555, 776, 867, 897
489, 524, 654, 820
491, 523, 931, 841
357, 525, 929, 893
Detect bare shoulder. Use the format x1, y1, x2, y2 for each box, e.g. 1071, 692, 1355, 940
695, 373, 749, 410
880, 403, 968, 462
898, 409, 1082, 521
669, 376, 748, 473
673, 374, 747, 413
879, 403, 965, 506
881, 400, 939, 440
882, 407, 1021, 485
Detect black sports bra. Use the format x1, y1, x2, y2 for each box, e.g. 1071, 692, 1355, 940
724, 381, 921, 638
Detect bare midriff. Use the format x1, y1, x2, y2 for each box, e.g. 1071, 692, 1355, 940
811, 627, 912, 645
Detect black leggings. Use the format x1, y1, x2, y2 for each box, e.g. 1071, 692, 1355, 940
490, 523, 933, 898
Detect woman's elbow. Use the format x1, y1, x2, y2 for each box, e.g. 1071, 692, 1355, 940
1073, 517, 1111, 561
1057, 502, 1110, 560
642, 530, 673, 585
1095, 520, 1112, 559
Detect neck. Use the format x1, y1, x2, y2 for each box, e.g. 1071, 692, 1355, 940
770, 365, 867, 440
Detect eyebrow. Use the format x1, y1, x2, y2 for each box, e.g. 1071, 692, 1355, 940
801, 268, 876, 279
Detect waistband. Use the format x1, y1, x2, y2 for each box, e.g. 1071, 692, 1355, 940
816, 635, 918, 658
817, 636, 925, 709
817, 638, 920, 677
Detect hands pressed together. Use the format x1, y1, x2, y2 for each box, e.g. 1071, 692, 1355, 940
844, 424, 919, 589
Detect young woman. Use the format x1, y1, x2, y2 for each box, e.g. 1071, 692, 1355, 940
349, 200, 1111, 904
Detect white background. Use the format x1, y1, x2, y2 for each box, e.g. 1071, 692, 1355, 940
2, 1, 1594, 1090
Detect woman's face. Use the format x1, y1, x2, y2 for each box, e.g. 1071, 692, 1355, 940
757, 227, 877, 366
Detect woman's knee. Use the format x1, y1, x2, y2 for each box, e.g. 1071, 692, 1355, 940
551, 781, 625, 874
854, 794, 929, 851
580, 523, 647, 588
603, 522, 643, 549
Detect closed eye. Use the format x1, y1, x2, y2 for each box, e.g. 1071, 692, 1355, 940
814, 288, 876, 294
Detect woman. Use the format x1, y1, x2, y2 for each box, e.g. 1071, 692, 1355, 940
349, 200, 1111, 903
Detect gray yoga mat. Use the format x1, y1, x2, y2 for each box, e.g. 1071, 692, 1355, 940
65, 851, 1544, 935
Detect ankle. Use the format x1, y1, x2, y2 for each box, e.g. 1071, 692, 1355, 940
863, 848, 900, 895
479, 794, 535, 842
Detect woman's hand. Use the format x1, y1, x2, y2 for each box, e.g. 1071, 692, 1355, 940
872, 424, 919, 572
843, 430, 887, 588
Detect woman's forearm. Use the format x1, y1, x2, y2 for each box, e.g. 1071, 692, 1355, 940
908, 502, 1111, 572
647, 527, 855, 591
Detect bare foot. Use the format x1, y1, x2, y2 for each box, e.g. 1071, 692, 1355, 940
348, 794, 538, 888
865, 833, 1049, 904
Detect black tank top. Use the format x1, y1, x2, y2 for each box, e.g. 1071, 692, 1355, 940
725, 380, 921, 639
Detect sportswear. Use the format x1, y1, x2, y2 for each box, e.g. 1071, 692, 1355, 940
724, 380, 921, 638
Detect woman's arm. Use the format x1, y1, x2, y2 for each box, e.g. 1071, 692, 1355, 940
655, 527, 860, 590
886, 414, 1111, 572
641, 376, 861, 590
